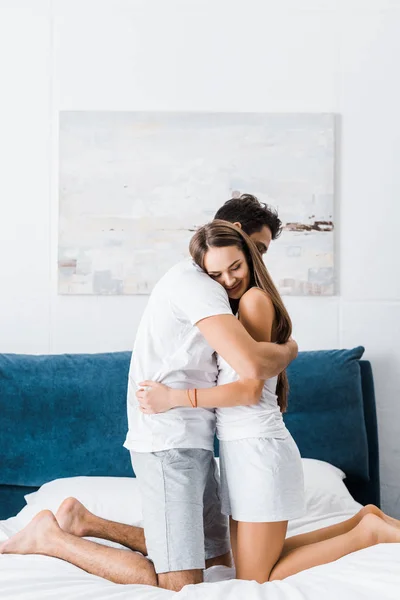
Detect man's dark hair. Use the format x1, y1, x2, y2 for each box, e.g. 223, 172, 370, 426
214, 193, 282, 239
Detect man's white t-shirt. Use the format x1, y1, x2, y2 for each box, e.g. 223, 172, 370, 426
124, 259, 232, 453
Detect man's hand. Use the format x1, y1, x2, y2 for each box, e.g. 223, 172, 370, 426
136, 381, 176, 414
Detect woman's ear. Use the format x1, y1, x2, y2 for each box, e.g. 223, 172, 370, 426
233, 221, 242, 229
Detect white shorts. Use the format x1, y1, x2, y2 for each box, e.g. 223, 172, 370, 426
219, 434, 305, 522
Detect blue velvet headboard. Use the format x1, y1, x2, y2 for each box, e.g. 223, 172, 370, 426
0, 350, 380, 520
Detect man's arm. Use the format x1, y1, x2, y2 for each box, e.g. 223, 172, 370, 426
137, 290, 295, 413
196, 314, 297, 380
170, 264, 297, 380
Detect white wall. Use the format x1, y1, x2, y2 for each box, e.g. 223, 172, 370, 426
0, 0, 399, 516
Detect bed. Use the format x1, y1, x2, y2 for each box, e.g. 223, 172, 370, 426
2, 346, 399, 600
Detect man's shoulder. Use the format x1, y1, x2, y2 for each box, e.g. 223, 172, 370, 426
148, 260, 202, 302
163, 259, 208, 284
155, 259, 228, 305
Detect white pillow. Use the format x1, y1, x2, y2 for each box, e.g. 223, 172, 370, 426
287, 458, 362, 537
301, 458, 358, 515
303, 458, 345, 494
4, 476, 143, 538
4, 459, 361, 540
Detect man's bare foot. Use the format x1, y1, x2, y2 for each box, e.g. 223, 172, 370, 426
56, 497, 92, 537
0, 510, 61, 555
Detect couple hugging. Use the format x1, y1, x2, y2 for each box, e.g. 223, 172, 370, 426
1, 195, 398, 590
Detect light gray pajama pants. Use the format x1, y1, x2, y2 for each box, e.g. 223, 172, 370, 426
130, 448, 230, 574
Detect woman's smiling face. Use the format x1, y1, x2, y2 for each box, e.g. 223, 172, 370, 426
203, 245, 251, 299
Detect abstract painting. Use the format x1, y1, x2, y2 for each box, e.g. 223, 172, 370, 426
58, 112, 335, 295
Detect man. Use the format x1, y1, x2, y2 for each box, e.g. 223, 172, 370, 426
214, 193, 282, 256
1, 194, 295, 590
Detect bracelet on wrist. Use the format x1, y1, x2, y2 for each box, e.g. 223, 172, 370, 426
186, 389, 198, 408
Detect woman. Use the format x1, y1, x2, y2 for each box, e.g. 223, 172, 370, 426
137, 221, 400, 583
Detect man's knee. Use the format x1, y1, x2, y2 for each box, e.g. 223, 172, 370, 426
158, 569, 203, 591
128, 555, 158, 587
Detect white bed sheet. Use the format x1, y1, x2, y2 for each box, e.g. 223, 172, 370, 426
2, 508, 400, 600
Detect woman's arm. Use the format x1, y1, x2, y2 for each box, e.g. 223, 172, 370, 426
137, 288, 276, 413
137, 377, 265, 412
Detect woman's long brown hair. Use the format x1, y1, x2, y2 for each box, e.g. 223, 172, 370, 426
189, 220, 292, 412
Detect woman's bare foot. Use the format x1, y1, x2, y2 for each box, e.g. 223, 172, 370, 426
360, 504, 400, 531
0, 510, 61, 555
358, 512, 400, 545
56, 497, 92, 537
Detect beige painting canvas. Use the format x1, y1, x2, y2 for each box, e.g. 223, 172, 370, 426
58, 112, 335, 295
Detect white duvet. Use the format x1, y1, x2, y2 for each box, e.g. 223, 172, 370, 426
1, 461, 399, 600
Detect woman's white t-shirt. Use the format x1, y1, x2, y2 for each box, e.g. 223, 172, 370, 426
216, 355, 288, 441
124, 259, 232, 453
